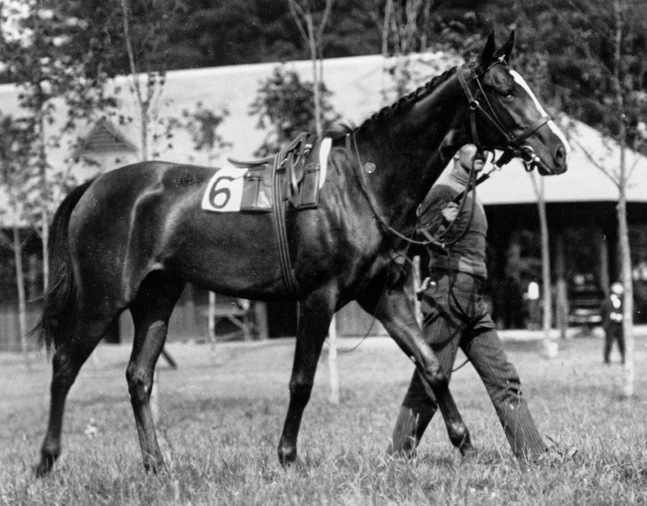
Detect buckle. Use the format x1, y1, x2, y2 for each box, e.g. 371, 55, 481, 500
519, 145, 539, 172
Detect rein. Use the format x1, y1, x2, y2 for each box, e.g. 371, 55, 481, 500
345, 133, 418, 244
345, 127, 489, 251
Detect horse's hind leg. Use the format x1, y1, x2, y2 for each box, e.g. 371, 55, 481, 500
126, 271, 185, 473
36, 317, 117, 477
277, 291, 333, 465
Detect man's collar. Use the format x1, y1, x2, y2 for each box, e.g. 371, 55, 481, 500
450, 165, 470, 185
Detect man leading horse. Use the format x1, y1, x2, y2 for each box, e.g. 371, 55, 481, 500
389, 144, 546, 460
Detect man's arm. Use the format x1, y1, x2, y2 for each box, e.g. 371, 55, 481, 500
418, 185, 457, 236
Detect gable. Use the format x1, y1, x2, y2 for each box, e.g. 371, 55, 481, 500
78, 119, 137, 154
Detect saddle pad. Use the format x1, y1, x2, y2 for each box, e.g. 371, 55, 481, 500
201, 167, 249, 212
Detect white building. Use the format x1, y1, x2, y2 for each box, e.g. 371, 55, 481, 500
1, 54, 646, 347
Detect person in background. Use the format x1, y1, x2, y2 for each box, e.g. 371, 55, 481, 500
388, 144, 547, 461
526, 280, 541, 330
600, 282, 625, 364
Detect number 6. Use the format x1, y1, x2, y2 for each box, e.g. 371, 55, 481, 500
209, 175, 234, 209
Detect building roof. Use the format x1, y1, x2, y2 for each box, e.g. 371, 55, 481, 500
477, 119, 647, 206
1, 53, 646, 226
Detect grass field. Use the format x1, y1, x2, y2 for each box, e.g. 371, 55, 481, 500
1, 332, 646, 506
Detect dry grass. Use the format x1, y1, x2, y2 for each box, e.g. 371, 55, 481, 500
1, 333, 647, 505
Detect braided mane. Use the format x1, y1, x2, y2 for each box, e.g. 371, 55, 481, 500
356, 66, 457, 132
325, 65, 459, 140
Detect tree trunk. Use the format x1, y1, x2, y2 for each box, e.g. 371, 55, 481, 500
530, 173, 553, 349
208, 291, 216, 351
612, 0, 634, 397
420, 0, 431, 51
39, 114, 49, 291
327, 317, 340, 405
306, 13, 322, 138
537, 179, 552, 340
13, 225, 29, 364
380, 0, 394, 102
618, 195, 634, 397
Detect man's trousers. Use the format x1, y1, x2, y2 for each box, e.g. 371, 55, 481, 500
603, 323, 625, 364
390, 269, 546, 459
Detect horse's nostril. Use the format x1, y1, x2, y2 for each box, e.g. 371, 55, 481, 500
556, 145, 566, 162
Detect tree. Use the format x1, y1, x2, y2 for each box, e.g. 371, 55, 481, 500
529, 171, 555, 355
604, 0, 636, 397
0, 0, 114, 290
119, 0, 183, 162
249, 65, 339, 157
174, 103, 230, 165
516, 0, 646, 396
287, 0, 335, 136
372, 0, 471, 103
66, 0, 380, 72
0, 113, 35, 361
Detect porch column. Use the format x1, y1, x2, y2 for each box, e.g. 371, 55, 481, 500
254, 302, 269, 340
554, 231, 569, 339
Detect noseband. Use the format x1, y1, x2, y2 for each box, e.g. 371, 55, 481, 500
457, 60, 549, 172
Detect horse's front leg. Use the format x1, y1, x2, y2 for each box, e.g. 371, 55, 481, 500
277, 290, 334, 465
358, 286, 474, 456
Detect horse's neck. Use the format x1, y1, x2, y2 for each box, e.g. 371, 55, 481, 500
355, 76, 466, 228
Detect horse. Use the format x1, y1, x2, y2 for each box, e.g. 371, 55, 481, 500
34, 31, 569, 476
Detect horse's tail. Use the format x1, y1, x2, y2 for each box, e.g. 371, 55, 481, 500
35, 179, 95, 354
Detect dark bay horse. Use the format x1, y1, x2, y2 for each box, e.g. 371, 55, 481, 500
35, 32, 569, 476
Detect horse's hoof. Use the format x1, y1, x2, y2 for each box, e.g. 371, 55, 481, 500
143, 455, 164, 474
386, 440, 417, 459
457, 432, 474, 457
278, 446, 297, 466
34, 460, 53, 478
460, 445, 479, 461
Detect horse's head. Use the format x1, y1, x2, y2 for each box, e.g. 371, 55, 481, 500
458, 31, 569, 175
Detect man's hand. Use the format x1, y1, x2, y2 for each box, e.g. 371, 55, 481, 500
441, 202, 459, 223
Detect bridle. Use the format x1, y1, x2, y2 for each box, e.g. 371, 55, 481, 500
348, 59, 554, 249
457, 58, 550, 172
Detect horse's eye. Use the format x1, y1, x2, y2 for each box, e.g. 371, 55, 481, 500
502, 93, 514, 103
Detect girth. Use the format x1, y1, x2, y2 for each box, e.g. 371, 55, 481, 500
271, 139, 300, 297
227, 133, 321, 297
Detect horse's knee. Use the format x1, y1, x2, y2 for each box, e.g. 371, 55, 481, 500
126, 364, 153, 404
420, 367, 447, 390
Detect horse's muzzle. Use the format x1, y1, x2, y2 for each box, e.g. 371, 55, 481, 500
535, 144, 568, 176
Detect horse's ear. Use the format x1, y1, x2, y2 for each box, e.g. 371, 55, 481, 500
493, 30, 515, 64
481, 31, 496, 64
